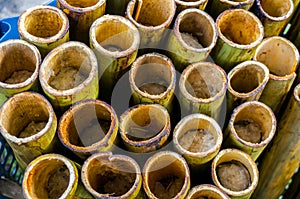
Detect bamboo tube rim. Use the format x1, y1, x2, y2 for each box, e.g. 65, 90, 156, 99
294, 84, 300, 103
256, 0, 294, 21
0, 40, 41, 89
219, 0, 254, 6
175, 0, 208, 6
186, 184, 230, 199
58, 0, 106, 12
18, 5, 69, 44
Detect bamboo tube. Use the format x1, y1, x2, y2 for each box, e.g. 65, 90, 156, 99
252, 84, 300, 198
186, 184, 230, 199
226, 61, 269, 113
285, 4, 300, 49
90, 15, 140, 101
253, 0, 294, 37
179, 62, 227, 124
0, 92, 57, 170
254, 36, 299, 114
129, 53, 176, 111
126, 0, 176, 49
282, 168, 300, 199
210, 9, 264, 72
22, 154, 93, 199
106, 0, 131, 15
57, 0, 106, 44
175, 0, 208, 13
224, 101, 276, 160
143, 151, 190, 199
211, 149, 259, 199
119, 104, 171, 153
167, 8, 218, 72
81, 152, 142, 199
58, 100, 118, 159
18, 5, 69, 57
39, 41, 98, 111
0, 40, 41, 99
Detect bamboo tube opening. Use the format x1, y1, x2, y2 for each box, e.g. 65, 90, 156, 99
186, 184, 230, 199
260, 0, 292, 18
175, 0, 207, 6
62, 0, 100, 8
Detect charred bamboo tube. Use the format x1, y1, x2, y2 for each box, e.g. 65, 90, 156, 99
211, 149, 259, 199
39, 41, 98, 111
119, 104, 171, 153
226, 61, 269, 113
126, 0, 176, 49
179, 62, 228, 124
254, 36, 299, 114
0, 40, 41, 100
106, 0, 131, 15
90, 15, 140, 100
252, 84, 300, 198
210, 9, 264, 72
224, 101, 276, 160
175, 0, 208, 13
18, 5, 69, 57
143, 151, 190, 199
81, 152, 142, 199
167, 8, 218, 72
57, 0, 106, 44
186, 184, 230, 199
0, 92, 57, 170
22, 154, 93, 199
58, 100, 118, 159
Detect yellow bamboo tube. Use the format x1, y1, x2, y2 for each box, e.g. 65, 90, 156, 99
0, 40, 41, 101
252, 83, 300, 198
210, 9, 264, 72
186, 184, 230, 199
22, 154, 93, 199
18, 5, 69, 57
58, 100, 118, 159
175, 0, 208, 13
211, 149, 259, 199
254, 36, 299, 114
0, 92, 57, 170
167, 8, 218, 72
81, 152, 142, 199
57, 0, 106, 44
39, 41, 98, 111
143, 151, 191, 199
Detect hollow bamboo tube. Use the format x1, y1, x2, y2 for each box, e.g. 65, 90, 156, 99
167, 8, 218, 72
119, 104, 171, 153
0, 92, 57, 170
39, 41, 98, 111
18, 5, 69, 57
106, 0, 131, 15
143, 151, 191, 199
58, 100, 118, 159
254, 36, 299, 114
252, 84, 300, 198
211, 149, 259, 199
224, 101, 276, 160
126, 0, 176, 49
226, 61, 269, 113
0, 40, 41, 100
81, 152, 142, 199
210, 9, 264, 72
22, 154, 93, 199
186, 184, 230, 199
175, 0, 208, 13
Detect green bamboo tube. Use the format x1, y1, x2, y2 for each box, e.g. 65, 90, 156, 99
119, 104, 171, 153
57, 0, 106, 44
22, 154, 93, 199
126, 0, 176, 49
129, 53, 176, 111
254, 36, 299, 114
106, 0, 131, 15
226, 61, 269, 113
18, 5, 69, 57
252, 84, 300, 198
81, 152, 142, 199
175, 0, 208, 13
0, 92, 57, 170
0, 40, 41, 100
224, 101, 276, 160
39, 41, 98, 111
285, 4, 300, 49
143, 151, 191, 199
210, 9, 264, 72
58, 100, 118, 159
211, 149, 259, 199
90, 15, 140, 100
186, 184, 230, 199
179, 62, 228, 123
167, 8, 218, 72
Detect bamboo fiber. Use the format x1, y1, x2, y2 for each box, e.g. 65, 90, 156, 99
186, 184, 230, 199
175, 0, 208, 13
